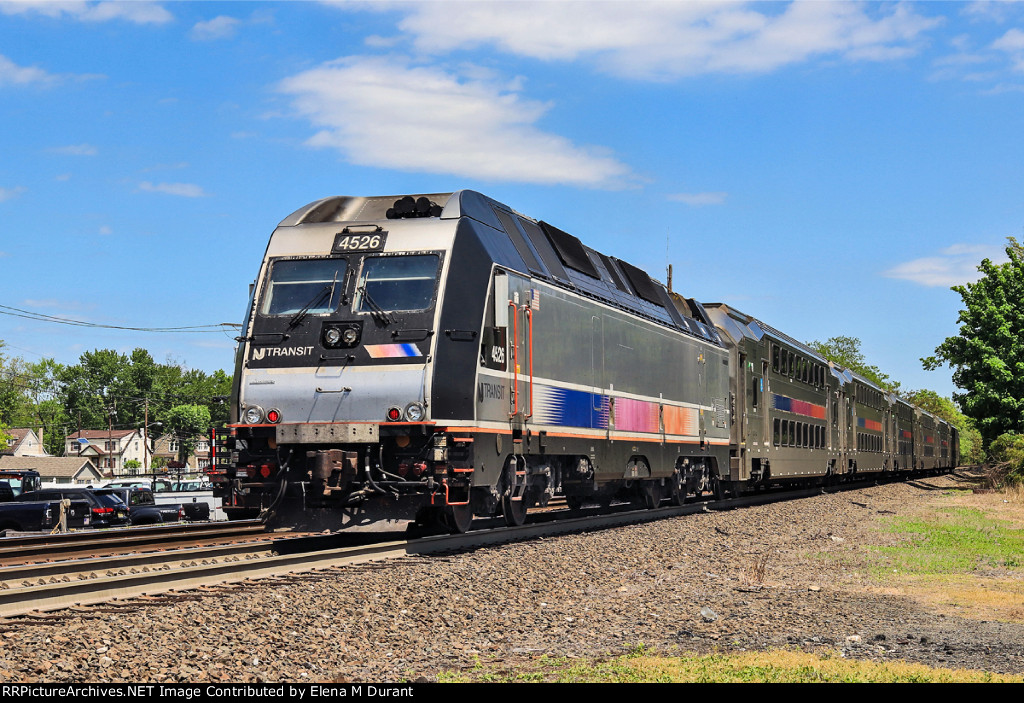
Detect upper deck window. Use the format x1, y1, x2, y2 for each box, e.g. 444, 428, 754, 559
261, 259, 347, 317
354, 254, 440, 313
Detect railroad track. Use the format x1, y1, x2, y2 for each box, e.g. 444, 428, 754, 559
0, 520, 268, 566
0, 478, 893, 622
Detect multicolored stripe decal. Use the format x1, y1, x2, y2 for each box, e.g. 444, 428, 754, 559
772, 394, 826, 420
365, 343, 422, 359
530, 385, 700, 436
532, 386, 608, 429
858, 417, 883, 432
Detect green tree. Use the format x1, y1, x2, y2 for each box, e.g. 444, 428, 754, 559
0, 342, 35, 426
903, 389, 983, 464
923, 237, 1024, 448
21, 358, 70, 456
164, 404, 212, 466
808, 336, 899, 392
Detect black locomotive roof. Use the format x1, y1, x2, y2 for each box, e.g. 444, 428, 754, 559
280, 190, 723, 347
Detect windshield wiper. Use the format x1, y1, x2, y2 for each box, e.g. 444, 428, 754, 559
288, 284, 332, 329
357, 285, 394, 325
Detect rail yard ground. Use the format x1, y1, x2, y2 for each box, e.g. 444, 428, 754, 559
0, 468, 1022, 683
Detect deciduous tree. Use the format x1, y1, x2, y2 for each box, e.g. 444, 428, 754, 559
923, 237, 1024, 448
164, 404, 212, 466
808, 335, 899, 392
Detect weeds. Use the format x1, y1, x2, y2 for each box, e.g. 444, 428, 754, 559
437, 649, 1023, 683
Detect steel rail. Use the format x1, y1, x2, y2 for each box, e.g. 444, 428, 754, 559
0, 478, 894, 620
0, 521, 266, 563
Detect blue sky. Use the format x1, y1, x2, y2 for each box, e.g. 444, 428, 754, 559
2, 1, 1023, 399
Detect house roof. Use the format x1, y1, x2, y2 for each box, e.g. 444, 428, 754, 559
67, 429, 140, 441
1, 425, 30, 454
0, 455, 101, 479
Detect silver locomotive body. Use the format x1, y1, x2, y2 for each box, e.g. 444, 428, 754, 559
214, 191, 733, 531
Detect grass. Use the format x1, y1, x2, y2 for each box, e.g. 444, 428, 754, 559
437, 648, 1023, 683
859, 490, 1024, 623
873, 506, 1024, 575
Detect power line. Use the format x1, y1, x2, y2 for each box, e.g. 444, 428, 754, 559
0, 304, 239, 333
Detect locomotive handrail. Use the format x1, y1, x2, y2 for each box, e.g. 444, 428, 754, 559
509, 300, 519, 419
525, 306, 534, 420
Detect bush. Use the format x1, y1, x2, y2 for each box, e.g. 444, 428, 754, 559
986, 433, 1024, 486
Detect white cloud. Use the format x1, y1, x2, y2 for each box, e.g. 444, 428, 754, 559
992, 27, 1024, 72
49, 143, 98, 156
668, 192, 728, 206
393, 1, 941, 80
993, 28, 1024, 52
882, 243, 1010, 287
0, 1, 172, 24
0, 53, 58, 86
190, 15, 240, 41
278, 56, 634, 188
137, 181, 207, 197
0, 186, 26, 201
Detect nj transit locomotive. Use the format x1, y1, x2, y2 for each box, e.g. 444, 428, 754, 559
209, 191, 957, 532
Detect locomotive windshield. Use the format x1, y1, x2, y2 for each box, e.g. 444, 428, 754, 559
354, 254, 439, 313
260, 258, 347, 316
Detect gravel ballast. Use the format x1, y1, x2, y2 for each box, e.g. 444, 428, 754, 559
2, 470, 1022, 682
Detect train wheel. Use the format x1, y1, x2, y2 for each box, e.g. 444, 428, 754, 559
566, 495, 585, 512
641, 481, 663, 509
502, 495, 527, 526
443, 503, 474, 534
669, 471, 686, 506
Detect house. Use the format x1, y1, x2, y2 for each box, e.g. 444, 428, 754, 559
65, 429, 153, 478
1, 428, 49, 457
0, 455, 103, 485
152, 433, 211, 470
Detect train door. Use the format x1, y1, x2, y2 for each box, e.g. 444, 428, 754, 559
836, 389, 848, 473
738, 352, 748, 445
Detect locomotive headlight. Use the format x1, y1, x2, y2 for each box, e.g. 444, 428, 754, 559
324, 327, 342, 346
244, 405, 265, 424
405, 402, 425, 422
323, 323, 360, 348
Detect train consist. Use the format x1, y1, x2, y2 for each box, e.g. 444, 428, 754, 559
209, 190, 957, 532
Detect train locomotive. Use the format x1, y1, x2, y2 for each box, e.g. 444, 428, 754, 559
209, 190, 958, 532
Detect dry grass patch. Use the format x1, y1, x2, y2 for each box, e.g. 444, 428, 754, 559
858, 476, 1024, 624
439, 648, 1023, 683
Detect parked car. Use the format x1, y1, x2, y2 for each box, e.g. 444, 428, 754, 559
105, 487, 185, 525
18, 488, 130, 528
0, 498, 92, 534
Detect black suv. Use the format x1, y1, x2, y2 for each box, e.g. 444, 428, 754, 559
19, 488, 130, 528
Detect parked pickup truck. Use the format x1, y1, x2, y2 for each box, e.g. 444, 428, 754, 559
105, 487, 187, 525
0, 496, 92, 534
